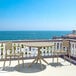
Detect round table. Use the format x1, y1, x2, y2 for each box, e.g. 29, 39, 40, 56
24, 42, 54, 69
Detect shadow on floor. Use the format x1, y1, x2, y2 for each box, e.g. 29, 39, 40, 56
0, 62, 46, 73
49, 62, 63, 67
0, 66, 16, 72
15, 63, 46, 73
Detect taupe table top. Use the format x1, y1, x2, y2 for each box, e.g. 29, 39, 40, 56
24, 42, 54, 47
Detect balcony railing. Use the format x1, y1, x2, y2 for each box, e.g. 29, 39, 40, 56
0, 39, 76, 60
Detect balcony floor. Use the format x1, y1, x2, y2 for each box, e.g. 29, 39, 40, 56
0, 58, 76, 76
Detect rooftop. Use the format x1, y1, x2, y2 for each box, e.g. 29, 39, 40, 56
53, 30, 76, 39
0, 58, 76, 76
65, 34, 76, 38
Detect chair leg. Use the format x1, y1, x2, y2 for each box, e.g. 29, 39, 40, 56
3, 57, 6, 70
57, 55, 58, 63
18, 56, 20, 70
22, 54, 24, 67
64, 55, 66, 62
9, 56, 11, 66
52, 56, 54, 63
69, 54, 71, 65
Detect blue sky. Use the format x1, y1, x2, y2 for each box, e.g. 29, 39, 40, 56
0, 0, 76, 31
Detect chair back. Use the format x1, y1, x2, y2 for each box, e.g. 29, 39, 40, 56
5, 42, 12, 55
63, 39, 70, 48
62, 39, 70, 55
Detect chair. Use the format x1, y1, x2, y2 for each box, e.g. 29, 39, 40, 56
62, 39, 71, 62
52, 39, 70, 63
3, 42, 24, 70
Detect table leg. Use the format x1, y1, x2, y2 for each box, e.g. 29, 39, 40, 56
29, 47, 48, 68
38, 48, 48, 64
41, 57, 48, 64
39, 58, 43, 69
28, 57, 37, 67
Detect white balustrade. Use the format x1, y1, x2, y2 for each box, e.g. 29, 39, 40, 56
0, 40, 76, 60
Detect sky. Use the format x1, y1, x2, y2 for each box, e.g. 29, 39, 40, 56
0, 0, 76, 31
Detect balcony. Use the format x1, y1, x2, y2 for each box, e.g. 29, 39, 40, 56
0, 39, 76, 76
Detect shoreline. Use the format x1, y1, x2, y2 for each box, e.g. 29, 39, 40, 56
0, 39, 52, 43
0, 39, 76, 43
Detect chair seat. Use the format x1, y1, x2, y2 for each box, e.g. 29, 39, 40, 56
53, 50, 67, 55
6, 52, 23, 57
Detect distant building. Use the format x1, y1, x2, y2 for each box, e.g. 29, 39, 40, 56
72, 30, 76, 34
53, 30, 76, 39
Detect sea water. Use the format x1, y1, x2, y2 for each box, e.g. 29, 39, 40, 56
0, 31, 71, 40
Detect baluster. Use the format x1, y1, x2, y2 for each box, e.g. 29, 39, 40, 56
1, 43, 4, 59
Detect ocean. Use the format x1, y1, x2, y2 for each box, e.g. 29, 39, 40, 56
0, 31, 71, 40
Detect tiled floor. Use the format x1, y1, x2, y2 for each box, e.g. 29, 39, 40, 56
0, 58, 76, 76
